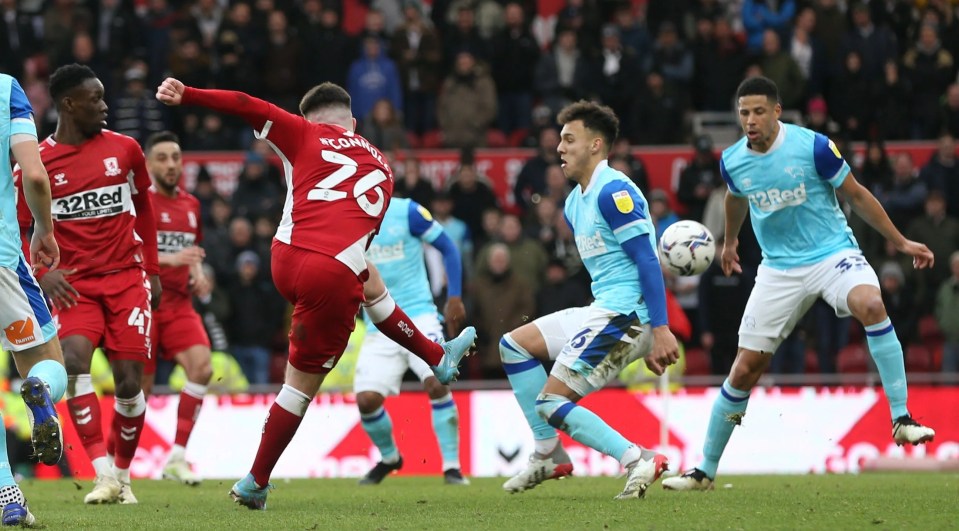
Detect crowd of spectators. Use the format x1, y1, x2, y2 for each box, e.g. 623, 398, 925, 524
5, 0, 959, 383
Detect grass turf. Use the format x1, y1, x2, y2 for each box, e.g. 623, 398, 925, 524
16, 473, 959, 530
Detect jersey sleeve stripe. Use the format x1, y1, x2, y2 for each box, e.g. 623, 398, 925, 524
613, 219, 646, 235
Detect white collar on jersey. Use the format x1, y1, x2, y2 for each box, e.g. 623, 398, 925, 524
582, 159, 609, 194
746, 121, 786, 156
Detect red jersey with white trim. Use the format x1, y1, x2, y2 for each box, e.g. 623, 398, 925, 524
14, 130, 159, 278
151, 187, 201, 300
180, 88, 394, 274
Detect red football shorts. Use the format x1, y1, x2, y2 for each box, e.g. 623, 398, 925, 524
271, 241, 365, 374
144, 296, 210, 375
58, 267, 152, 363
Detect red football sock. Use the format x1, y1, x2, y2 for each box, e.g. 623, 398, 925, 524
174, 387, 205, 447
67, 393, 106, 461
366, 293, 443, 365
112, 393, 146, 470
250, 402, 304, 487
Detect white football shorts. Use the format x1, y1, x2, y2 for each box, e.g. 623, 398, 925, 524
0, 256, 57, 352
739, 248, 879, 353
532, 305, 652, 397
353, 313, 444, 396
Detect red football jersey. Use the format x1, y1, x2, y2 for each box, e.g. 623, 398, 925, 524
15, 131, 159, 278
182, 88, 394, 275
151, 187, 202, 300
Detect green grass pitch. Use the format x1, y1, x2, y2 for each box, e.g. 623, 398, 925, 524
17, 473, 959, 530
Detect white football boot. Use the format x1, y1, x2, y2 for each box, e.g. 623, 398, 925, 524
662, 468, 715, 491
83, 474, 121, 504
892, 415, 935, 446
502, 444, 574, 493
615, 451, 669, 500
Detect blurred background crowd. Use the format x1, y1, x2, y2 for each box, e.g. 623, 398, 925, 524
4, 0, 959, 384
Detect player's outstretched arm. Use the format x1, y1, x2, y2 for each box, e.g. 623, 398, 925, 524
409, 201, 466, 335
157, 77, 302, 157
838, 173, 935, 269
12, 138, 59, 271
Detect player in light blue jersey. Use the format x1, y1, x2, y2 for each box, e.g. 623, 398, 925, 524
355, 197, 469, 485
664, 76, 936, 491
0, 73, 69, 525
498, 101, 678, 499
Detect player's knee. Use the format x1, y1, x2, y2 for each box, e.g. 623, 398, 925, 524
113, 374, 141, 398
859, 297, 888, 324
423, 377, 448, 398
534, 393, 570, 426
356, 391, 384, 414
187, 357, 213, 385
499, 335, 533, 364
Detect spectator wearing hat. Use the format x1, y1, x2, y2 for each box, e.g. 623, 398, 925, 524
804, 96, 839, 136
677, 134, 722, 222
226, 251, 286, 384
231, 144, 282, 221
878, 260, 918, 349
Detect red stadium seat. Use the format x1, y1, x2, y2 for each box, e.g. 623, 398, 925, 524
508, 128, 529, 147
683, 347, 710, 376
420, 130, 443, 149
917, 315, 943, 344
804, 348, 819, 373
405, 131, 421, 149
486, 129, 508, 148
837, 343, 869, 373
905, 345, 933, 372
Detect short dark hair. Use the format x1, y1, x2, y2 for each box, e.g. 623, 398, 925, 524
736, 76, 780, 104
49, 63, 98, 106
557, 100, 619, 149
144, 131, 180, 154
299, 82, 352, 117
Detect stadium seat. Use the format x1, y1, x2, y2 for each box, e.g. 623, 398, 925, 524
508, 128, 528, 147
905, 345, 933, 372
406, 132, 421, 149
420, 130, 443, 149
917, 315, 943, 344
804, 348, 819, 373
683, 347, 710, 376
486, 129, 508, 148
837, 343, 869, 373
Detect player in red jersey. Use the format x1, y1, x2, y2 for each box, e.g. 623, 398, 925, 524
156, 77, 475, 510
140, 131, 211, 486
20, 64, 160, 505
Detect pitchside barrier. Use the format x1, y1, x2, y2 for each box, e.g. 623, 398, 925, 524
52, 384, 958, 481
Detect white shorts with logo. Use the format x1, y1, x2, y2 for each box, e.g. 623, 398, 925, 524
739, 249, 878, 353
353, 313, 444, 396
0, 256, 57, 352
531, 306, 652, 397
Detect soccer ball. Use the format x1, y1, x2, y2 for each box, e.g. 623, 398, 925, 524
659, 220, 716, 276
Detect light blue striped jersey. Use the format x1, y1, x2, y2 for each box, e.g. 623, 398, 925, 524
0, 75, 36, 269
720, 122, 857, 269
364, 198, 445, 330
564, 160, 656, 320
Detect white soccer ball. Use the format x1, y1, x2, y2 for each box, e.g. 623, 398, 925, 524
659, 220, 716, 276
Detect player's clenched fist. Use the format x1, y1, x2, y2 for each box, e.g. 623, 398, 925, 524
156, 78, 185, 106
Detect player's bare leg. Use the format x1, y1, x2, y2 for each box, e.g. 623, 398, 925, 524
109, 358, 147, 504
422, 377, 468, 485
362, 262, 475, 383
163, 345, 212, 485
847, 285, 935, 445
356, 390, 404, 485
501, 324, 573, 492
231, 363, 324, 510
63, 336, 121, 504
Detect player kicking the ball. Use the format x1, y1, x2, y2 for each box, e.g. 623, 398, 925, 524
156, 77, 475, 510
663, 76, 935, 491
498, 100, 677, 499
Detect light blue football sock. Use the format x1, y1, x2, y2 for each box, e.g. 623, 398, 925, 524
500, 336, 556, 441
699, 379, 750, 479
864, 318, 909, 419
536, 394, 633, 463
0, 413, 15, 487
28, 359, 67, 402
360, 406, 399, 463
430, 394, 460, 470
